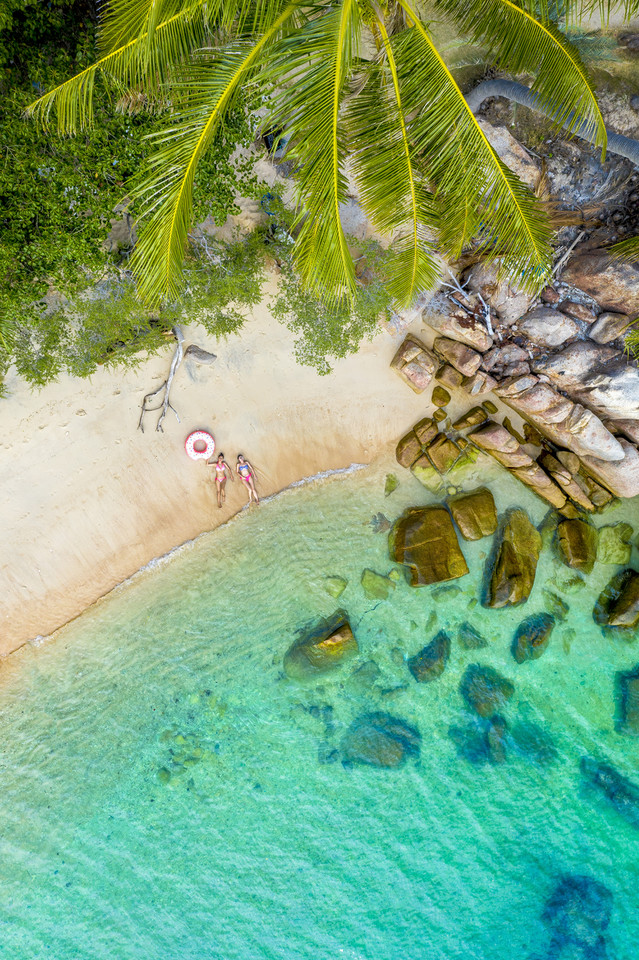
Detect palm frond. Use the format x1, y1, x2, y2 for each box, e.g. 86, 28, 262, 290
26, 1, 209, 133
607, 236, 639, 262
437, 0, 607, 157
395, 4, 553, 291
263, 0, 360, 304
130, 4, 297, 305
347, 20, 440, 306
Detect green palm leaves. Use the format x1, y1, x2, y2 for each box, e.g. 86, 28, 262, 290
28, 0, 615, 309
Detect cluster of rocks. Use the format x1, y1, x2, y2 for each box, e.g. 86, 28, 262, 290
536, 874, 614, 960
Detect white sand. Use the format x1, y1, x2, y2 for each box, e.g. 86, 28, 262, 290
0, 279, 433, 654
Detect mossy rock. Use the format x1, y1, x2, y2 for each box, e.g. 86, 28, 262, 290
407, 631, 451, 682
512, 613, 555, 664
341, 712, 421, 768
432, 385, 451, 407
556, 519, 598, 574
410, 454, 444, 493
486, 509, 541, 608
594, 569, 639, 630
390, 505, 469, 586
325, 576, 347, 599
384, 473, 398, 497
597, 523, 634, 565
361, 568, 395, 600
448, 487, 497, 541
284, 610, 359, 680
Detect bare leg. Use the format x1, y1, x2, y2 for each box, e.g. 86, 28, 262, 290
217, 478, 226, 508
248, 477, 260, 503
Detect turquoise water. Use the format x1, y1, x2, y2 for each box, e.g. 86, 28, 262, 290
1, 457, 639, 959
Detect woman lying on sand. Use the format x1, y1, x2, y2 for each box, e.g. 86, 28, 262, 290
211, 452, 234, 508
236, 454, 259, 504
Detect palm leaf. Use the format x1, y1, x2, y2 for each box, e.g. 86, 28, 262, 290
607, 236, 639, 262
26, 1, 210, 133
437, 0, 607, 156
130, 3, 297, 305
263, 0, 360, 304
346, 20, 440, 306
394, 3, 552, 290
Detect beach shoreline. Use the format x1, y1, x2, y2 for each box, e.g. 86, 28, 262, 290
1, 286, 433, 655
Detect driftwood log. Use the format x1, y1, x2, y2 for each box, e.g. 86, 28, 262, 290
138, 326, 217, 432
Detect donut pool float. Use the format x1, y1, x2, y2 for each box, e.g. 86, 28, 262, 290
185, 430, 215, 461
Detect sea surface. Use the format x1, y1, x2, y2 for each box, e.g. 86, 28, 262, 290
2, 456, 639, 960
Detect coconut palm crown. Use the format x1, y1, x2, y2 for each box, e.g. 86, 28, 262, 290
27, 0, 630, 309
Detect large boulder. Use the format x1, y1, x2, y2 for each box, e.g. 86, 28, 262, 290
448, 488, 498, 540
390, 506, 469, 586
597, 523, 634, 565
477, 119, 540, 188
556, 519, 598, 574
284, 611, 358, 679
580, 440, 639, 499
407, 631, 451, 683
589, 311, 632, 344
433, 337, 482, 377
562, 253, 639, 316
486, 509, 542, 608
519, 307, 580, 348
395, 430, 423, 468
512, 613, 555, 663
460, 664, 515, 718
341, 712, 421, 768
533, 341, 619, 390
462, 260, 535, 327
390, 334, 437, 393
423, 293, 494, 350
593, 569, 639, 630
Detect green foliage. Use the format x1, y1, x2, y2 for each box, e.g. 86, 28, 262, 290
271, 234, 392, 375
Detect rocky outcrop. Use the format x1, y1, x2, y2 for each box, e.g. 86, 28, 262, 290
448, 488, 497, 540
433, 337, 482, 377
519, 307, 580, 347
533, 341, 619, 389
538, 452, 596, 512
594, 569, 639, 630
427, 434, 463, 474
562, 253, 639, 316
512, 613, 555, 663
460, 664, 515, 717
556, 519, 598, 574
580, 440, 639, 498
395, 418, 439, 468
469, 421, 567, 509
453, 407, 488, 430
461, 370, 498, 395
555, 451, 615, 507
487, 509, 542, 608
481, 342, 530, 379
423, 293, 493, 350
284, 612, 358, 680
341, 712, 421, 768
407, 631, 451, 682
389, 506, 469, 586
390, 334, 437, 393
495, 374, 625, 462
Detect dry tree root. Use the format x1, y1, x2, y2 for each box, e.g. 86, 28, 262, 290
138, 327, 218, 433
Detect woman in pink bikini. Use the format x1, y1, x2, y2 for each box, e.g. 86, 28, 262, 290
210, 452, 233, 508
236, 454, 259, 504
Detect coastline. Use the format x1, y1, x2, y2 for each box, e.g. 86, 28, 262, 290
1, 282, 430, 655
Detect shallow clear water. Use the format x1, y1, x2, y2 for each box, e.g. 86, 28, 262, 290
2, 457, 639, 960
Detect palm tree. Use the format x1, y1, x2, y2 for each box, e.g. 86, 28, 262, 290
26, 0, 629, 310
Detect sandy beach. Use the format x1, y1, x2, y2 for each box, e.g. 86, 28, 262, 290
0, 276, 438, 655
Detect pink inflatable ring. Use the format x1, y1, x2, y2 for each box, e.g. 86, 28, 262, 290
185, 430, 215, 461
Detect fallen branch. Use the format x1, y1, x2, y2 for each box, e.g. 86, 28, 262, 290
551, 230, 586, 281
138, 325, 185, 433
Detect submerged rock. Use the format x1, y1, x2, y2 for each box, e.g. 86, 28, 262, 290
510, 722, 557, 766
486, 509, 542, 608
543, 590, 569, 622
389, 506, 469, 586
616, 666, 639, 736
597, 523, 633, 565
384, 474, 398, 497
542, 874, 613, 956
407, 631, 451, 683
369, 513, 391, 534
324, 576, 347, 599
581, 756, 639, 830
593, 569, 639, 630
448, 488, 497, 541
512, 613, 555, 663
284, 611, 358, 680
556, 519, 598, 574
341, 712, 421, 768
486, 715, 508, 764
458, 622, 488, 649
361, 568, 395, 600
460, 664, 514, 718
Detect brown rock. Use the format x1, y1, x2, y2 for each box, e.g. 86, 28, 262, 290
562, 254, 639, 316
436, 364, 465, 389
413, 417, 438, 447
594, 569, 639, 630
449, 488, 498, 540
433, 408, 448, 423
460, 664, 515, 717
519, 307, 580, 348
533, 341, 619, 390
453, 407, 488, 430
391, 335, 437, 393
407, 631, 451, 683
395, 431, 423, 468
432, 385, 451, 407
487, 509, 542, 607
389, 506, 469, 586
284, 612, 358, 679
462, 371, 498, 395
510, 463, 567, 509
512, 613, 555, 663
589, 312, 632, 344
341, 713, 421, 768
427, 434, 462, 474
411, 454, 445, 493
558, 300, 598, 323
538, 452, 596, 512
556, 519, 598, 574
608, 419, 639, 445
469, 421, 534, 468
434, 337, 483, 377
540, 285, 560, 304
